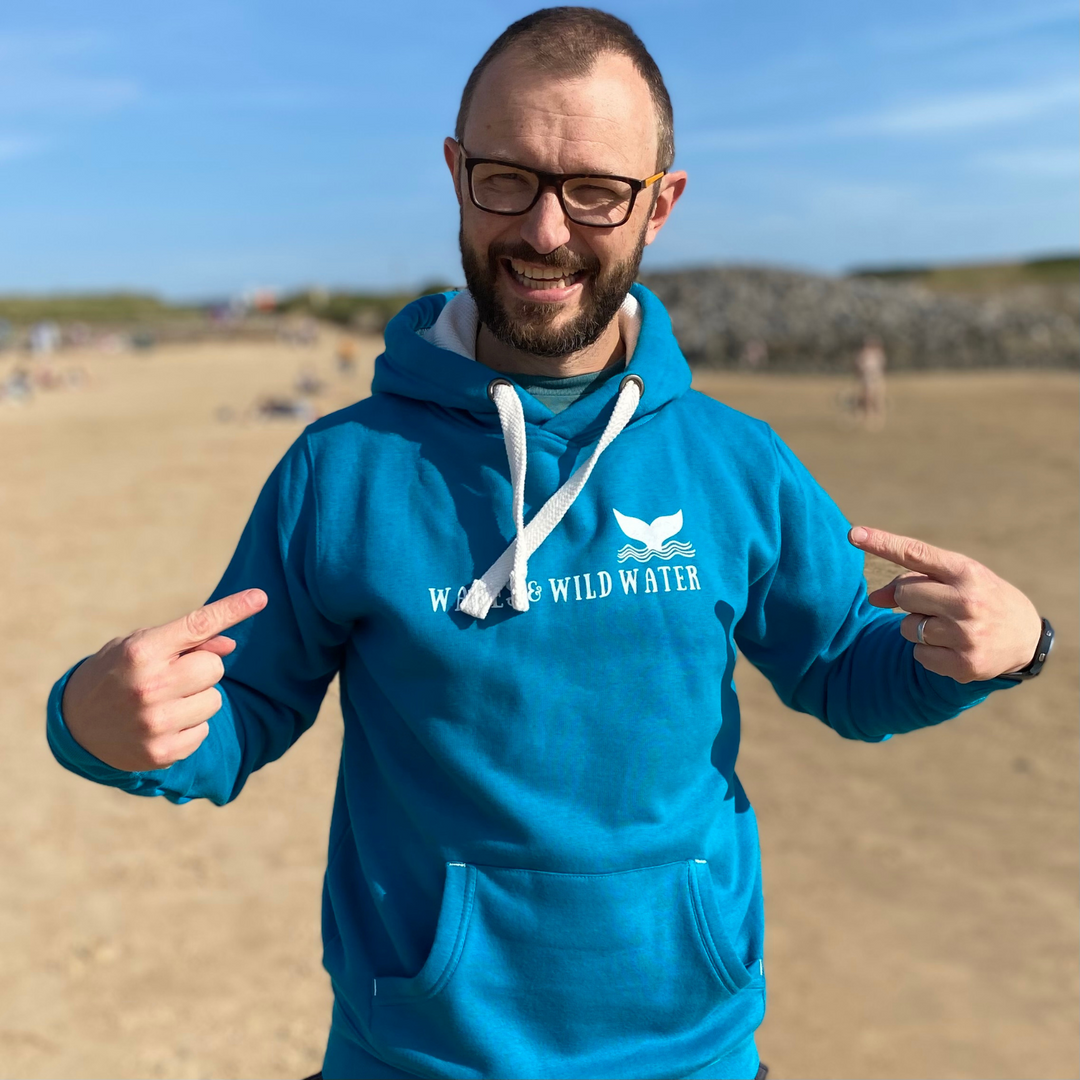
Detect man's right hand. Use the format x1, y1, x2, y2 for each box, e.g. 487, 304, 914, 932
61, 589, 268, 772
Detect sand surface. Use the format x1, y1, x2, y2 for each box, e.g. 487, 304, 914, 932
0, 337, 1075, 1079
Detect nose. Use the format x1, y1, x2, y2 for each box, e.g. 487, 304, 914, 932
519, 188, 572, 254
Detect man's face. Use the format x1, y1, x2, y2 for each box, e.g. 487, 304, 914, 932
446, 50, 683, 357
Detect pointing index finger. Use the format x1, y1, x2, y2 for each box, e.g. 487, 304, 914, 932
152, 589, 268, 655
849, 526, 967, 583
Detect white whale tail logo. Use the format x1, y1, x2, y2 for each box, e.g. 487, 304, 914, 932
613, 508, 696, 563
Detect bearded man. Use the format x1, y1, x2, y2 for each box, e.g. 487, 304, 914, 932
48, 8, 1052, 1079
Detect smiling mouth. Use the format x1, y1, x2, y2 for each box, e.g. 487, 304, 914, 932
503, 257, 588, 291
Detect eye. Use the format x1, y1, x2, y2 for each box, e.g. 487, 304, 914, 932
576, 184, 617, 198
564, 179, 631, 208
486, 172, 530, 187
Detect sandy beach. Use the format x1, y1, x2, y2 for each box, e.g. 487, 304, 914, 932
1, 336, 1075, 1079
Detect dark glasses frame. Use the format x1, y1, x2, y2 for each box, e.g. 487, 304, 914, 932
460, 147, 665, 228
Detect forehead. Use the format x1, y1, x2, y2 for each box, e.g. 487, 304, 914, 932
463, 49, 659, 176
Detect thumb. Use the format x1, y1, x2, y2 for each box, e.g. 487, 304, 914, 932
867, 580, 899, 608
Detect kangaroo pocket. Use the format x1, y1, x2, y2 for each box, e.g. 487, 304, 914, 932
368, 859, 761, 1080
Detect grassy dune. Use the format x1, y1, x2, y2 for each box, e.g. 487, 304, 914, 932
849, 254, 1079, 293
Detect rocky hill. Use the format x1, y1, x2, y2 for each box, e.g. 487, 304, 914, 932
638, 264, 1079, 371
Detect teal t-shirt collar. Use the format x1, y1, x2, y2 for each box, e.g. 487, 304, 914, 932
510, 363, 626, 415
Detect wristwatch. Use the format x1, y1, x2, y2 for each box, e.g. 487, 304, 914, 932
998, 618, 1055, 681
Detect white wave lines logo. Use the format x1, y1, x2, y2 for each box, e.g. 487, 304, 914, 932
613, 508, 696, 563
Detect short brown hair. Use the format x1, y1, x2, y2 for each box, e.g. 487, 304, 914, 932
455, 7, 675, 171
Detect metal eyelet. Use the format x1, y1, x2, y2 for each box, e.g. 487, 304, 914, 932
487, 377, 514, 401
620, 373, 645, 395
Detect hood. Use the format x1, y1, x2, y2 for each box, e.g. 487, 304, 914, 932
371, 282, 692, 442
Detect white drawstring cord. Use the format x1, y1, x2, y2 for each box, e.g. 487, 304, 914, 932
488, 380, 529, 610
460, 374, 643, 619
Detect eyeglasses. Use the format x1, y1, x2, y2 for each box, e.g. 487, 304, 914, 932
461, 148, 665, 228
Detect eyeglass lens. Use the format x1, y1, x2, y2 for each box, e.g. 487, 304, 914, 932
470, 162, 634, 225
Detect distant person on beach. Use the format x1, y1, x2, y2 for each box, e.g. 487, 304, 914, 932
48, 9, 1054, 1080
3, 366, 33, 403
739, 337, 767, 370
335, 336, 358, 375
855, 334, 887, 429
28, 320, 61, 356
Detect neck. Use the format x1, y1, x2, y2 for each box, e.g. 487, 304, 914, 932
476, 315, 624, 377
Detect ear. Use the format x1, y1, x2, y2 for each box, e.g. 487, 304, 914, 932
443, 137, 464, 206
643, 170, 687, 246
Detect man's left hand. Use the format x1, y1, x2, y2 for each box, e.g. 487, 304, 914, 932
848, 526, 1042, 683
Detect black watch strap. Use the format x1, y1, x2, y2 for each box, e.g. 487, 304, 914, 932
998, 618, 1054, 681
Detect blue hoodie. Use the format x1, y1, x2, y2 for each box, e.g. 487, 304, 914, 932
48, 285, 1014, 1080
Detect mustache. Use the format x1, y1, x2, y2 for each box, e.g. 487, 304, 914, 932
488, 241, 600, 276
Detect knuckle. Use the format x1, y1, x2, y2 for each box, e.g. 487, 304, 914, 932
143, 741, 176, 770
127, 673, 161, 707
960, 598, 987, 626
936, 660, 967, 683
184, 606, 215, 640
912, 647, 937, 674
128, 682, 151, 708
905, 540, 930, 565
190, 691, 221, 728
120, 634, 151, 668
970, 649, 996, 680
135, 705, 168, 737
954, 582, 977, 606
191, 689, 221, 724
954, 654, 979, 683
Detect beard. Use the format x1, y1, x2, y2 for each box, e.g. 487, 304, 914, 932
459, 224, 648, 359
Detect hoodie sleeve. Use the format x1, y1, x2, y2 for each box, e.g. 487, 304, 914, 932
46, 433, 350, 804
733, 430, 1017, 742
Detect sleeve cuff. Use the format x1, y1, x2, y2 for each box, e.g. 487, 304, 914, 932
46, 661, 146, 785
921, 663, 1022, 712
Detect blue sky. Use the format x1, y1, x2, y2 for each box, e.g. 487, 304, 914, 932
1, 1, 1076, 299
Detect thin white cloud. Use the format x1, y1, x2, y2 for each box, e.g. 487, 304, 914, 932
0, 30, 139, 115
856, 80, 1077, 135
0, 75, 139, 115
145, 86, 335, 113
0, 135, 46, 162
805, 181, 916, 216
0, 30, 108, 60
684, 80, 1079, 151
869, 2, 1078, 54
976, 148, 1079, 177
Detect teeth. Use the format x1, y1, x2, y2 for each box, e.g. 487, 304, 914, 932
508, 258, 578, 290
509, 258, 575, 281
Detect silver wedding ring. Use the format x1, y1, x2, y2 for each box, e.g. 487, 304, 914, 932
916, 616, 929, 645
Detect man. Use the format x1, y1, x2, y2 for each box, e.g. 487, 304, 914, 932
48, 9, 1053, 1079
